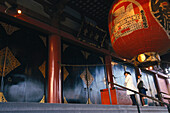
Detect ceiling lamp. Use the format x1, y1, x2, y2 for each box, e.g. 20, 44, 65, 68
17, 9, 22, 14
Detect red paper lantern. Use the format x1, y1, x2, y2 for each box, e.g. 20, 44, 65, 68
108, 0, 170, 60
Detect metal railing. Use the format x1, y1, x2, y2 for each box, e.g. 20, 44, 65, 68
108, 82, 170, 113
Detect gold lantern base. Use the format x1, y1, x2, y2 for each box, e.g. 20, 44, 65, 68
131, 52, 161, 67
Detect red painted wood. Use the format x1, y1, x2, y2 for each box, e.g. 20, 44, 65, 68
16, 14, 112, 56
105, 55, 114, 88
100, 88, 117, 105
48, 35, 62, 103
100, 88, 132, 105
0, 5, 124, 61
108, 0, 170, 59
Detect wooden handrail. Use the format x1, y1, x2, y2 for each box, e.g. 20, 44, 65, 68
109, 82, 169, 106
160, 92, 170, 97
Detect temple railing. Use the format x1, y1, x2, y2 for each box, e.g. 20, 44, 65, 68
108, 82, 170, 113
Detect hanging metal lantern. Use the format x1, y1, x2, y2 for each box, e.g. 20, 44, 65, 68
131, 52, 161, 67
108, 0, 170, 67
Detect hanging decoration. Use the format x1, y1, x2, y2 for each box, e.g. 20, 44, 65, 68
108, 0, 170, 67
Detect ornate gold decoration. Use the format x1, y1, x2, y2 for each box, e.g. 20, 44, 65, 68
63, 44, 69, 52
39, 95, 45, 103
0, 47, 21, 77
0, 92, 7, 102
80, 68, 94, 88
86, 98, 92, 104
86, 52, 90, 59
0, 22, 20, 35
39, 61, 46, 78
131, 52, 161, 67
64, 96, 68, 104
99, 57, 104, 64
63, 66, 69, 81
39, 35, 47, 47
81, 51, 90, 59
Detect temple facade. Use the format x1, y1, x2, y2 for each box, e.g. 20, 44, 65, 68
0, 0, 169, 106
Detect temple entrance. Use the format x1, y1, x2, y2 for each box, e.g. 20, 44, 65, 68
62, 42, 106, 104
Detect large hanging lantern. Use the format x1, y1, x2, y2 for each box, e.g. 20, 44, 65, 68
108, 0, 170, 67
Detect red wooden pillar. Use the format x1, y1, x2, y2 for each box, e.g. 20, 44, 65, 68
48, 34, 62, 103
105, 55, 114, 88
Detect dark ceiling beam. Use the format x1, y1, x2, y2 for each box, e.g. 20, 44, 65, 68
33, 0, 70, 27
67, 0, 112, 29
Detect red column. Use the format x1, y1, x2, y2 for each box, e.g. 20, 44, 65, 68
105, 55, 114, 88
48, 34, 62, 103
